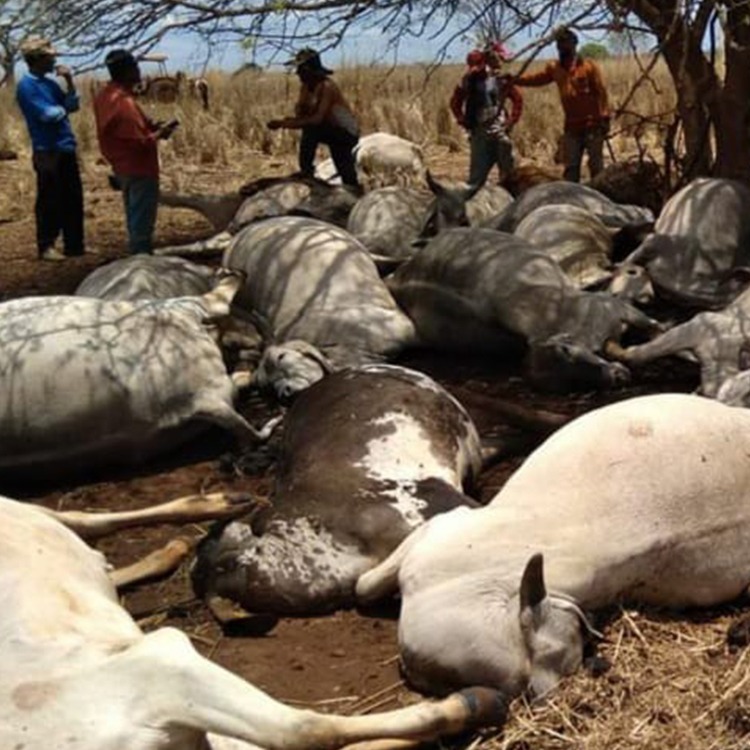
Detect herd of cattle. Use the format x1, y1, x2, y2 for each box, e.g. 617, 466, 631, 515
3, 136, 750, 749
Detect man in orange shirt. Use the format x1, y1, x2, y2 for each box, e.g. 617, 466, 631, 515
93, 49, 177, 254
515, 28, 610, 182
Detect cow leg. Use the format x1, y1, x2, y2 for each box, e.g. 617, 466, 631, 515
200, 271, 245, 318
154, 230, 234, 258
609, 319, 700, 366
110, 538, 191, 589
356, 522, 431, 605
129, 628, 506, 747
194, 399, 283, 443
40, 491, 268, 540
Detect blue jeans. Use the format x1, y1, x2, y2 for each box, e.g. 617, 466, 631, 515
118, 175, 159, 254
468, 128, 514, 189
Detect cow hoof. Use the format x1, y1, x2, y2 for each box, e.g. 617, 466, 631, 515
206, 595, 279, 636
458, 687, 509, 728
727, 614, 750, 650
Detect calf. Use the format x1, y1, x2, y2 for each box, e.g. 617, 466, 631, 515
358, 393, 750, 698
0, 494, 505, 750
192, 364, 481, 615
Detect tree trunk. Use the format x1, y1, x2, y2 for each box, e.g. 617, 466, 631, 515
714, 2, 750, 182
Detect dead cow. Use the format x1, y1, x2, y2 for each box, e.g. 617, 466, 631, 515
610, 178, 750, 309
0, 493, 506, 750
387, 227, 656, 391
357, 393, 750, 698
223, 216, 418, 385
192, 364, 482, 616
157, 175, 359, 257
0, 274, 275, 475
610, 285, 750, 397
75, 255, 215, 301
484, 180, 654, 234
347, 175, 512, 260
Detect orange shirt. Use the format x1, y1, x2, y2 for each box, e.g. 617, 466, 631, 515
516, 57, 609, 132
93, 82, 159, 178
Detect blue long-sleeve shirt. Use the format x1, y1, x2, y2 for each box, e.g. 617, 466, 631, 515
16, 72, 79, 152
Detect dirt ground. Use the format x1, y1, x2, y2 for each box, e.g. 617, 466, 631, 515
1, 148, 747, 749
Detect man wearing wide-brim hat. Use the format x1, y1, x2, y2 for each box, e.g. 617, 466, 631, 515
267, 48, 360, 188
16, 36, 85, 261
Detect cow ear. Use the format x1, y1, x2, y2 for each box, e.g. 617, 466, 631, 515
520, 553, 546, 610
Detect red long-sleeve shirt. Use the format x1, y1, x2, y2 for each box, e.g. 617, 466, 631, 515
93, 82, 159, 178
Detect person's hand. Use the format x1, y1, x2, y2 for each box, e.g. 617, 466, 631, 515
157, 119, 179, 140
55, 65, 73, 82
600, 117, 611, 135
267, 119, 284, 130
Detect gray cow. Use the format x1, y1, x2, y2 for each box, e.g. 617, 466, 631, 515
484, 180, 654, 233
347, 176, 513, 260
192, 364, 482, 616
513, 204, 614, 288
157, 175, 360, 257
610, 285, 750, 397
0, 274, 275, 475
610, 178, 750, 309
387, 228, 656, 391
222, 216, 418, 381
75, 255, 215, 301
358, 393, 750, 699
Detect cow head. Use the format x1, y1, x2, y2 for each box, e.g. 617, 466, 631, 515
526, 334, 631, 392
608, 263, 655, 306
399, 553, 590, 700
414, 171, 482, 245
255, 341, 335, 403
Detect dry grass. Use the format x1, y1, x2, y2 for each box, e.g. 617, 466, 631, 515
0, 55, 677, 187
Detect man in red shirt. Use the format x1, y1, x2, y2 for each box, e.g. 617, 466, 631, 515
93, 49, 178, 254
515, 28, 610, 182
450, 43, 523, 189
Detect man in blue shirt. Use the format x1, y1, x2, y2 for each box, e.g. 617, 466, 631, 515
16, 36, 84, 261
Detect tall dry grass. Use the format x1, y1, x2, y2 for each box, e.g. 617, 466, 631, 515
0, 55, 677, 193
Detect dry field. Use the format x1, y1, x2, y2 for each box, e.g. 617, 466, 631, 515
1, 56, 749, 750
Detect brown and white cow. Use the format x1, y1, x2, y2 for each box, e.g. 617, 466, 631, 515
192, 364, 482, 616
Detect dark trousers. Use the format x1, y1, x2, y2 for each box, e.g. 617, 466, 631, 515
32, 150, 84, 256
299, 125, 360, 187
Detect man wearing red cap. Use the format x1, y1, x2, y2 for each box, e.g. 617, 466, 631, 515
450, 43, 523, 189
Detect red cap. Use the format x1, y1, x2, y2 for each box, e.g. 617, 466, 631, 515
486, 41, 510, 61
466, 49, 485, 71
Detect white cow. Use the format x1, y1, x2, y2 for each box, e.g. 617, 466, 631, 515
223, 216, 418, 385
315, 131, 426, 188
610, 286, 750, 397
610, 178, 750, 308
0, 273, 275, 474
357, 393, 750, 698
513, 204, 615, 289
0, 494, 506, 750
75, 255, 215, 301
